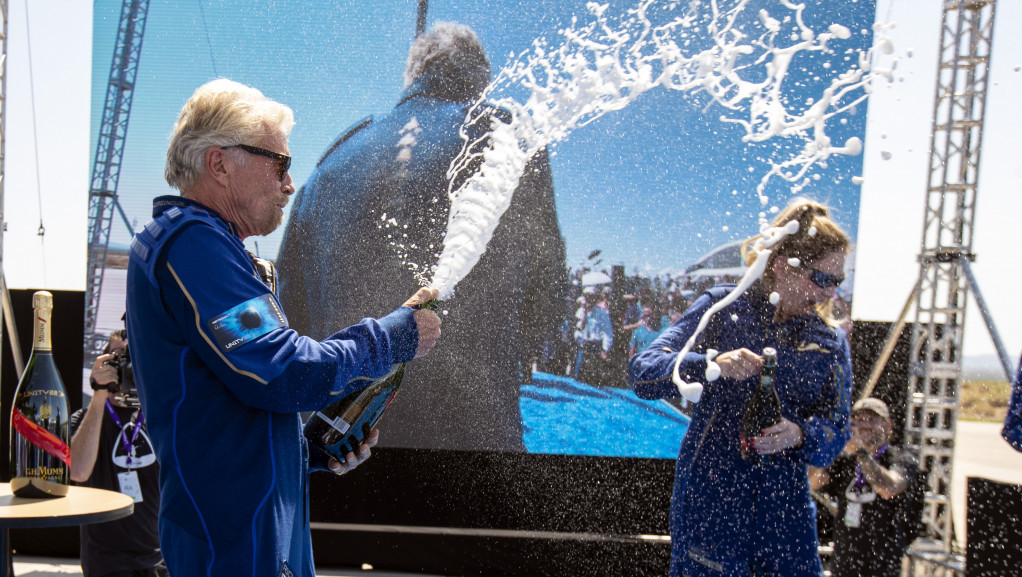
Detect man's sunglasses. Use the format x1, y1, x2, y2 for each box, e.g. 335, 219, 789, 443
809, 268, 845, 289
223, 144, 291, 181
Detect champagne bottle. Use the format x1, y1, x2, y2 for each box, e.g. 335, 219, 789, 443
303, 299, 437, 463
739, 347, 781, 465
9, 291, 71, 498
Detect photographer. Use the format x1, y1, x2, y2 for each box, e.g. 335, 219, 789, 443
809, 398, 922, 577
70, 330, 167, 577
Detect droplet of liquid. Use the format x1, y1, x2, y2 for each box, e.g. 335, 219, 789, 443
705, 361, 722, 382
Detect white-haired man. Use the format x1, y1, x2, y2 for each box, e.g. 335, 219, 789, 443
125, 79, 441, 577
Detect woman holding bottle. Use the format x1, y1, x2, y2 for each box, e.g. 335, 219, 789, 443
629, 198, 854, 577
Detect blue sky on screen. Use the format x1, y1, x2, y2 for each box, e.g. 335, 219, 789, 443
91, 0, 874, 280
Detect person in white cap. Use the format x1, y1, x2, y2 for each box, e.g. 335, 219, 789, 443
810, 397, 923, 577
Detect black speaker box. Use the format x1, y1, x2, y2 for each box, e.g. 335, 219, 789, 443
966, 476, 1022, 577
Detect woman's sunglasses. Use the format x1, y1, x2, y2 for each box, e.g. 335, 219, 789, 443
809, 268, 845, 289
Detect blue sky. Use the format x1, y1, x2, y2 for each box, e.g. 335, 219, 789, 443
4, 0, 1021, 360
89, 0, 872, 275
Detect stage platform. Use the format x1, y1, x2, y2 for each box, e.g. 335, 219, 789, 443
12, 422, 1019, 576
12, 556, 443, 577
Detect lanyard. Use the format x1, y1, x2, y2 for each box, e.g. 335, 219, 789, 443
853, 443, 888, 490
105, 400, 145, 467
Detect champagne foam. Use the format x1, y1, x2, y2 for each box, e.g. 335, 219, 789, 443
427, 0, 891, 303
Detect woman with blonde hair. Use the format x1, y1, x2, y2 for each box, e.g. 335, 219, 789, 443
630, 198, 854, 577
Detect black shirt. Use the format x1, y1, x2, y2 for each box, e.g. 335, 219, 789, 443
70, 403, 163, 577
823, 446, 920, 577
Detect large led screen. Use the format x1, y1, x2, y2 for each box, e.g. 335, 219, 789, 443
89, 0, 876, 458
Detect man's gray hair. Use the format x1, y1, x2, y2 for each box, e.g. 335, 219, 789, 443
403, 22, 490, 100
165, 79, 295, 191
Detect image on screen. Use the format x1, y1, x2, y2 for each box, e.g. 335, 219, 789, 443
88, 0, 876, 458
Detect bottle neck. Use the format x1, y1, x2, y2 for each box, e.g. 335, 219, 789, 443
33, 307, 54, 352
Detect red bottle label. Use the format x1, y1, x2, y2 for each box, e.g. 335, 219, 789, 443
12, 408, 71, 466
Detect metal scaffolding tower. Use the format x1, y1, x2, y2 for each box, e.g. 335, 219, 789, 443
904, 0, 997, 571
82, 0, 149, 363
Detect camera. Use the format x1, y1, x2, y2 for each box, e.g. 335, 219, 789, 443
101, 330, 139, 407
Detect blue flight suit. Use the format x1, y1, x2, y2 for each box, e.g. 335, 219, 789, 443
630, 284, 853, 577
1002, 354, 1022, 452
125, 196, 419, 577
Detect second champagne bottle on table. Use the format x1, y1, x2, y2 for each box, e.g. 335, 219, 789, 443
9, 291, 71, 498
303, 299, 438, 463
739, 347, 781, 465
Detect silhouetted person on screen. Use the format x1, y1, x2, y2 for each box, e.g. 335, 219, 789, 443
278, 22, 568, 451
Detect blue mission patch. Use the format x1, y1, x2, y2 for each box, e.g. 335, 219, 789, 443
207, 294, 286, 352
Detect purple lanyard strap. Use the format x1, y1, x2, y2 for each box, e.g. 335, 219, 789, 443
105, 400, 145, 467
